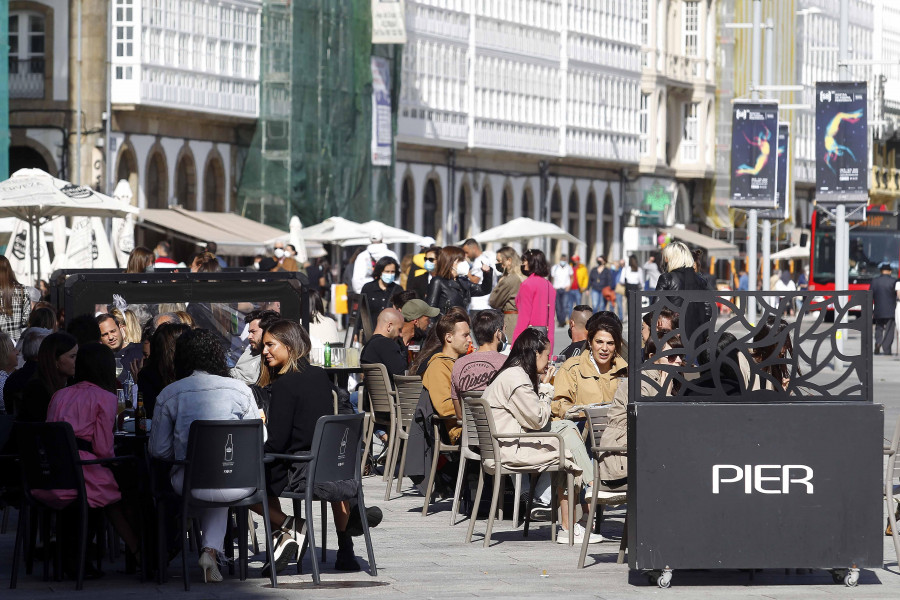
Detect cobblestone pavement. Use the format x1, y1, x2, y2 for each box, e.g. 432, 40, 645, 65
1, 321, 899, 598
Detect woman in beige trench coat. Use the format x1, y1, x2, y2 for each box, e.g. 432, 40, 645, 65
481, 328, 599, 545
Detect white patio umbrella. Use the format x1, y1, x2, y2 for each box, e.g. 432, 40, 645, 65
0, 169, 138, 281
301, 216, 369, 244
289, 216, 309, 263
110, 179, 136, 268
463, 217, 584, 246
338, 220, 428, 247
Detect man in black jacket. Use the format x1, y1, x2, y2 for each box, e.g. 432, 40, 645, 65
871, 263, 897, 355
360, 308, 407, 376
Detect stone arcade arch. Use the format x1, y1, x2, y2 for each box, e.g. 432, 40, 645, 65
602, 188, 614, 260
115, 144, 139, 204
174, 149, 197, 210
145, 149, 168, 210
203, 151, 226, 213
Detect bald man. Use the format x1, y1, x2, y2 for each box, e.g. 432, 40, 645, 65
559, 304, 594, 361
360, 308, 408, 376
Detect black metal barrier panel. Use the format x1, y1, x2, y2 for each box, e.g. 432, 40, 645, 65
626, 290, 882, 572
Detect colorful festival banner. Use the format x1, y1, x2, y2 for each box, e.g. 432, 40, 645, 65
729, 100, 779, 209
815, 81, 868, 205
759, 122, 790, 220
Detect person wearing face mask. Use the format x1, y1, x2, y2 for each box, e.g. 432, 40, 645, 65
489, 246, 527, 340
360, 256, 401, 320
425, 246, 492, 315
408, 246, 441, 301
272, 243, 300, 272
588, 255, 614, 311
351, 231, 399, 294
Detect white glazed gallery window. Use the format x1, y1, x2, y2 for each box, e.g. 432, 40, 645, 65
640, 0, 649, 46
114, 0, 135, 81
683, 0, 699, 57
639, 92, 649, 155
682, 102, 699, 162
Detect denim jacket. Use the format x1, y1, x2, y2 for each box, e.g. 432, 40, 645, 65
149, 371, 261, 462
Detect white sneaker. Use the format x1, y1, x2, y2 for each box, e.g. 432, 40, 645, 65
557, 522, 603, 544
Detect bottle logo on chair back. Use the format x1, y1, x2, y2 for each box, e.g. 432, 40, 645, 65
223, 434, 234, 473
337, 428, 349, 466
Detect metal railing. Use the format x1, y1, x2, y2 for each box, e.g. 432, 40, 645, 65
9, 57, 45, 99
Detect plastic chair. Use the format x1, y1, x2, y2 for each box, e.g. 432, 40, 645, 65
265, 413, 377, 585
10, 422, 134, 590
577, 405, 628, 569
0, 414, 16, 534
464, 396, 575, 547
422, 410, 461, 517
452, 392, 523, 527
360, 363, 398, 480
886, 413, 900, 566
384, 375, 422, 500
176, 419, 275, 591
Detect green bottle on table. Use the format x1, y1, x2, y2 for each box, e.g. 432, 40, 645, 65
324, 342, 331, 368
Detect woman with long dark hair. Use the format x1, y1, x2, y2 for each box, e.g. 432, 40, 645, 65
481, 328, 599, 544
137, 323, 191, 417
44, 343, 140, 577
16, 331, 78, 422
149, 329, 261, 584
512, 249, 556, 349
360, 256, 401, 319
258, 320, 366, 573
553, 314, 627, 418
425, 246, 492, 314
0, 255, 30, 342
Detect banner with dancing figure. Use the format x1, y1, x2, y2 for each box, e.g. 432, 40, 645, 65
759, 122, 790, 221
729, 100, 779, 209
815, 81, 868, 207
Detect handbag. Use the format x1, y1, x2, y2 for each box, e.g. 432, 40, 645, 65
614, 282, 626, 296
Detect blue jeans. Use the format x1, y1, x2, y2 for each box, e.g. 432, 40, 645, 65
555, 289, 569, 326
591, 289, 606, 311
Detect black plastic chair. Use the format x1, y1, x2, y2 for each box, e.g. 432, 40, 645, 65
10, 422, 134, 590
266, 413, 376, 584
174, 419, 275, 591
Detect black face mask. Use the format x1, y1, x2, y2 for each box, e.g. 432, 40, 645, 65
495, 263, 504, 274
522, 266, 531, 277
567, 326, 572, 340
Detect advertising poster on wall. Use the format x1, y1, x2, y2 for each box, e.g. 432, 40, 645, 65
371, 56, 392, 167
372, 0, 407, 44
759, 122, 790, 220
729, 100, 779, 209
815, 81, 868, 208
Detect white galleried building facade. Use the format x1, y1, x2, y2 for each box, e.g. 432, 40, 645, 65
9, 0, 261, 214
395, 0, 718, 261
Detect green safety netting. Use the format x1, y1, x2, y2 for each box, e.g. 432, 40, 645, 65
237, 0, 399, 231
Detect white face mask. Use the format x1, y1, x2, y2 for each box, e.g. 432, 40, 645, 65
456, 261, 470, 277
274, 248, 285, 258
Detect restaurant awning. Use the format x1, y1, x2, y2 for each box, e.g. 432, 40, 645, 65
662, 226, 739, 259
139, 207, 326, 257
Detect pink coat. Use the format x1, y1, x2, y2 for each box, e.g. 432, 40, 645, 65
42, 382, 121, 508
512, 274, 557, 351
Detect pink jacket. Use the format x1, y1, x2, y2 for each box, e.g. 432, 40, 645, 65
42, 382, 121, 509
513, 274, 557, 351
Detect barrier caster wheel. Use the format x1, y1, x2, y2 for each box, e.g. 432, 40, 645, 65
845, 567, 859, 587
650, 568, 672, 588
831, 569, 845, 584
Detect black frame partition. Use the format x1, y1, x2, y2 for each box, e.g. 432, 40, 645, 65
51, 270, 310, 327
625, 290, 882, 576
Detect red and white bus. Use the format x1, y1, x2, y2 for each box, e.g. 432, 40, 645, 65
809, 209, 900, 309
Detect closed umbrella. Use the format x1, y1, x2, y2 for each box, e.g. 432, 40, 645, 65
110, 179, 136, 268
0, 169, 138, 281
289, 216, 309, 263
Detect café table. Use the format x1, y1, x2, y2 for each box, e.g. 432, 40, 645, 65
322, 365, 365, 389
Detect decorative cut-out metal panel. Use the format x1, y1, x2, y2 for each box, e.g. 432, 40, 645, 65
627, 290, 872, 403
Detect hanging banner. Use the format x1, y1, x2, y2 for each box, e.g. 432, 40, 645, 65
371, 56, 392, 167
815, 81, 868, 207
760, 122, 790, 221
372, 0, 406, 44
729, 100, 779, 209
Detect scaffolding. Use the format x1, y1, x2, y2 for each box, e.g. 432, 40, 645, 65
237, 0, 399, 230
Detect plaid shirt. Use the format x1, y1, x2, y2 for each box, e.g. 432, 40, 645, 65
0, 285, 29, 342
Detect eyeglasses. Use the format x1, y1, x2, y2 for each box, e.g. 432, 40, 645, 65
664, 354, 684, 363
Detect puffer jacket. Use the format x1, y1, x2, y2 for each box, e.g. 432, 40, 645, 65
655, 266, 715, 340
426, 275, 491, 314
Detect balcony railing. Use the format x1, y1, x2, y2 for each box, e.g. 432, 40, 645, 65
9, 58, 45, 99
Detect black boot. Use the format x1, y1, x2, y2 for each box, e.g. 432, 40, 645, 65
334, 532, 361, 571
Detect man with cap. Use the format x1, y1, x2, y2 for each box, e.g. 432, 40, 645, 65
399, 298, 440, 351
871, 262, 897, 355
351, 230, 399, 294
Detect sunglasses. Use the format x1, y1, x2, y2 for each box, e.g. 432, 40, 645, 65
664, 354, 684, 363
